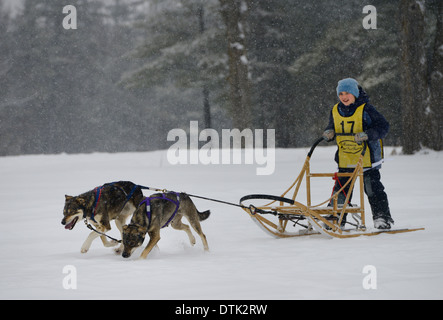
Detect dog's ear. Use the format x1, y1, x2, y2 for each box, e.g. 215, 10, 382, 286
76, 197, 87, 206
122, 225, 128, 232
65, 195, 73, 201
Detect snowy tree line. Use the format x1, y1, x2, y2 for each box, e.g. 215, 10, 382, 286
0, 0, 441, 156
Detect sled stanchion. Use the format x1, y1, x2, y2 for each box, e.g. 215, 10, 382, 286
239, 137, 424, 238
359, 157, 366, 230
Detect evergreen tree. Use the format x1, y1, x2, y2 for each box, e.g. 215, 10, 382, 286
288, 1, 403, 147
219, 0, 252, 130
427, 0, 443, 151
121, 0, 228, 131
400, 0, 443, 153
399, 0, 428, 154
1, 0, 441, 155
247, 1, 320, 147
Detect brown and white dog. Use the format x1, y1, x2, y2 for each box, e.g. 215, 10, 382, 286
122, 192, 210, 259
62, 181, 144, 254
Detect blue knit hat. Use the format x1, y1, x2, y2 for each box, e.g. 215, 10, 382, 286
336, 78, 359, 98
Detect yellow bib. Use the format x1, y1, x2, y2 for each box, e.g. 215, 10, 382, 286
332, 103, 372, 168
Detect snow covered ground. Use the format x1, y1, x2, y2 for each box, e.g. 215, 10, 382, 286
1, 146, 442, 300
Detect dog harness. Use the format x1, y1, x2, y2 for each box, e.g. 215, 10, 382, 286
89, 182, 142, 223
140, 193, 181, 229
90, 185, 105, 223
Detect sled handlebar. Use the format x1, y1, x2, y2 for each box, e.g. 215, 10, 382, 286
308, 137, 325, 158
309, 134, 367, 158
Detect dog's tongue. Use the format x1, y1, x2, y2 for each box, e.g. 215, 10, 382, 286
65, 217, 78, 230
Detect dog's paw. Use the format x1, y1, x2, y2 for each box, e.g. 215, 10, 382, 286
114, 246, 123, 255
188, 236, 196, 246
104, 240, 119, 247
81, 247, 89, 253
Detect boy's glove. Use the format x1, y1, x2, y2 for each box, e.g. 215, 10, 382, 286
354, 132, 368, 144
322, 129, 335, 142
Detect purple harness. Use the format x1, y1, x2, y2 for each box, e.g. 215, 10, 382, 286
140, 193, 181, 228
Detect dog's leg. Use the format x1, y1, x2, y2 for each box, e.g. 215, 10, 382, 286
91, 218, 117, 248
139, 230, 160, 259
100, 235, 119, 248
171, 217, 196, 246
188, 217, 209, 252
81, 231, 101, 253
113, 215, 128, 254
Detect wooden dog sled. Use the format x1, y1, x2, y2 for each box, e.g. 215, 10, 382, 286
239, 137, 424, 239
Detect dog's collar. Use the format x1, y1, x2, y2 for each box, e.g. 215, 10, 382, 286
140, 192, 180, 228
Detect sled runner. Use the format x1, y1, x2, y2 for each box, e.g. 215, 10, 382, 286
239, 137, 424, 239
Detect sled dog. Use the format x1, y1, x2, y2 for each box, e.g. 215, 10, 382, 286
122, 192, 210, 259
61, 181, 144, 254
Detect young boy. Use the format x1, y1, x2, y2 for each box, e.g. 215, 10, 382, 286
323, 78, 394, 229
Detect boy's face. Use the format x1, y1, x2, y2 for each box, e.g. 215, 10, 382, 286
339, 92, 356, 106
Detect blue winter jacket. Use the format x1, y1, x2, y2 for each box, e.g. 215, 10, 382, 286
325, 86, 389, 170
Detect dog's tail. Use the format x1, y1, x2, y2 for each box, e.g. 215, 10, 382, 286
198, 210, 211, 221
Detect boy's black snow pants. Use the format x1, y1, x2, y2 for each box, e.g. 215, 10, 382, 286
331, 168, 394, 223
